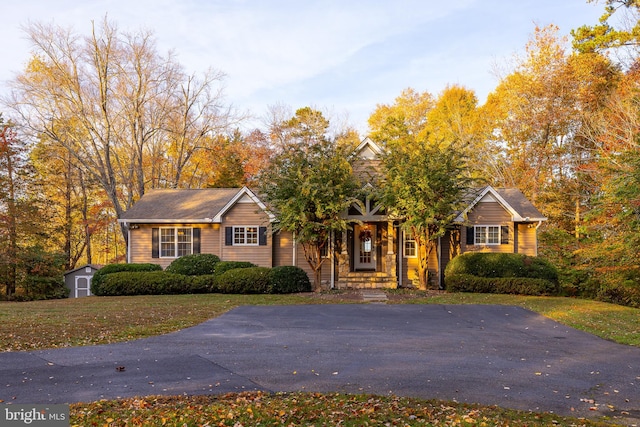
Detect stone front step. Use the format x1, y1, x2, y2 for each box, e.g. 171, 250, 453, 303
337, 272, 397, 289
361, 290, 388, 303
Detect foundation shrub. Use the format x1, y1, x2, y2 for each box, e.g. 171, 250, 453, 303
269, 266, 311, 293
165, 254, 221, 276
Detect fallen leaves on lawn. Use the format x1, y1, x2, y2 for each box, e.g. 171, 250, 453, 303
69, 391, 613, 427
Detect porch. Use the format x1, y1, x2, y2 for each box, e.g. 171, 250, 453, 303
334, 220, 398, 289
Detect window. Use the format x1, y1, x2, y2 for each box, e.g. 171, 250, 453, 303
404, 232, 417, 258
160, 227, 193, 257
474, 225, 500, 245
233, 226, 259, 246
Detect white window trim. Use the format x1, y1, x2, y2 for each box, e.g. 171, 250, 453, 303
474, 225, 501, 246
233, 225, 259, 246
403, 231, 417, 258
160, 226, 193, 258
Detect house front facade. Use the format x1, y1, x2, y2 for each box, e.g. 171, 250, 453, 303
119, 138, 546, 289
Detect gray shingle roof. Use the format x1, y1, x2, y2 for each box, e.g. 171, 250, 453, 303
120, 188, 241, 223
493, 187, 546, 221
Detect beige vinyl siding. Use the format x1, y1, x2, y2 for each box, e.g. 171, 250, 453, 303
128, 224, 220, 269
273, 230, 332, 285
402, 244, 439, 288
466, 201, 511, 223
462, 201, 514, 254
220, 202, 272, 267
517, 223, 538, 256
273, 231, 295, 267
129, 225, 155, 265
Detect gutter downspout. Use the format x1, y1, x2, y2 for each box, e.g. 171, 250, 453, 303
292, 232, 297, 266
123, 222, 131, 264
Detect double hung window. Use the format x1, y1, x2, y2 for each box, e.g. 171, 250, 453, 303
160, 227, 193, 257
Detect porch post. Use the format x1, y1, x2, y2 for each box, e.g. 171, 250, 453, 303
337, 229, 350, 288
385, 220, 397, 288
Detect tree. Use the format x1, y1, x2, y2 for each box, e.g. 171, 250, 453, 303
485, 25, 619, 237
258, 107, 358, 290
572, 0, 640, 58
368, 88, 434, 144
0, 117, 20, 298
0, 115, 53, 299
6, 17, 233, 246
378, 120, 472, 290
30, 137, 104, 269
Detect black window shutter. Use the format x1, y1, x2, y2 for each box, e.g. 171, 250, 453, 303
259, 226, 267, 246
501, 226, 510, 245
466, 227, 474, 245
152, 228, 159, 258
193, 228, 201, 254
225, 227, 233, 246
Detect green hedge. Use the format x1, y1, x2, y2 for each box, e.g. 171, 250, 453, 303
165, 254, 221, 276
444, 253, 560, 296
91, 263, 162, 294
216, 267, 272, 294
94, 271, 212, 296
445, 273, 560, 296
269, 265, 311, 293
445, 253, 559, 281
213, 261, 256, 276
91, 264, 311, 296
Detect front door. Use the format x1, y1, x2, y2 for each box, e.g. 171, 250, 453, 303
354, 224, 376, 270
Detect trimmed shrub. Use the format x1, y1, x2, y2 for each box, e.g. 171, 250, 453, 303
445, 253, 559, 282
216, 267, 272, 294
269, 266, 311, 293
94, 271, 211, 296
213, 261, 256, 276
190, 274, 220, 294
165, 254, 221, 276
444, 253, 560, 296
91, 263, 162, 295
445, 273, 560, 296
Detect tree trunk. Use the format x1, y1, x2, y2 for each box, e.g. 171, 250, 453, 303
575, 197, 581, 239
80, 171, 93, 265
63, 155, 72, 270
1, 128, 17, 299
302, 242, 325, 292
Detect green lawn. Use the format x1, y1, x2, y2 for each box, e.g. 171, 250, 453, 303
2, 292, 637, 426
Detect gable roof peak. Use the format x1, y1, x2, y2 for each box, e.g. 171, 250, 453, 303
456, 185, 547, 223
354, 137, 384, 159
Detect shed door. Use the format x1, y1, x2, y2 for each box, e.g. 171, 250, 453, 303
75, 276, 92, 298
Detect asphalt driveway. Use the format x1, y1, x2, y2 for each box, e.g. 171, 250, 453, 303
1, 304, 639, 421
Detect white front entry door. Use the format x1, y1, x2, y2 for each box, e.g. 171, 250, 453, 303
354, 224, 376, 270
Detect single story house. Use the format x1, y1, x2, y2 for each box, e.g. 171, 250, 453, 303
119, 138, 546, 289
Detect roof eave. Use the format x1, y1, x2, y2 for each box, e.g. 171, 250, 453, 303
118, 219, 219, 224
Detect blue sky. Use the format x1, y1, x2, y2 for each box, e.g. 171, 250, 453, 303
1, 0, 604, 132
